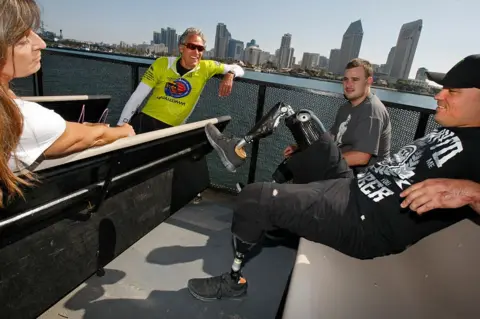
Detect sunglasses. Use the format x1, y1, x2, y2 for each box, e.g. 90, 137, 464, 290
184, 43, 205, 52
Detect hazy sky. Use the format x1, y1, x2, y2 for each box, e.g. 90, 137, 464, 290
37, 0, 478, 78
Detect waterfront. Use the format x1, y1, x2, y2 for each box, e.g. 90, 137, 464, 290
44, 48, 438, 110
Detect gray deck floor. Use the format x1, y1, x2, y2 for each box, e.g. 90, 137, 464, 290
40, 190, 297, 319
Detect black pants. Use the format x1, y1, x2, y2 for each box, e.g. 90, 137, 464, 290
232, 132, 475, 259
232, 132, 389, 259
130, 112, 209, 209
130, 112, 172, 132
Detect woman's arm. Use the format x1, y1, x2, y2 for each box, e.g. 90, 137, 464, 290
44, 122, 135, 158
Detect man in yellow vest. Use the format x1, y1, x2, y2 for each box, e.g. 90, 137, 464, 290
117, 27, 244, 131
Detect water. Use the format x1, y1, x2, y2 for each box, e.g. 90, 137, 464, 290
244, 71, 437, 110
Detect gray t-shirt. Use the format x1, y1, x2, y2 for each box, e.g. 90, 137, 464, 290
330, 93, 391, 174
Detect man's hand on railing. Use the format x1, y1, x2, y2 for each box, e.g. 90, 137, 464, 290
218, 73, 234, 97
400, 178, 480, 214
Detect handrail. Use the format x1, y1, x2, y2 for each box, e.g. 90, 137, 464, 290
21, 95, 111, 102
33, 116, 231, 172
0, 147, 196, 230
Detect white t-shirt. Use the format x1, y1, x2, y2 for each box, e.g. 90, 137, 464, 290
9, 99, 67, 171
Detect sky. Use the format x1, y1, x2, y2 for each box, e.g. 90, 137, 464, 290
36, 0, 479, 78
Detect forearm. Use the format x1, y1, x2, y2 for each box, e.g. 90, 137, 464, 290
342, 150, 371, 166
223, 64, 244, 78
117, 82, 152, 125
44, 123, 130, 157
467, 182, 480, 214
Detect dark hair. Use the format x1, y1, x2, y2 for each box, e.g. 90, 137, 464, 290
346, 58, 373, 78
0, 0, 41, 206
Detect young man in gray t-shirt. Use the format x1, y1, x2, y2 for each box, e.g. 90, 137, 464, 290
203, 58, 391, 179
285, 58, 392, 175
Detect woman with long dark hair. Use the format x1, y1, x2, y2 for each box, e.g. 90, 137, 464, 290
0, 0, 135, 206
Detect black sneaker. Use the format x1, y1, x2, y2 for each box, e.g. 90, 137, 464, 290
205, 123, 246, 172
187, 272, 248, 301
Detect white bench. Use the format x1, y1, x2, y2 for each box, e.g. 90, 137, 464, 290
282, 218, 480, 319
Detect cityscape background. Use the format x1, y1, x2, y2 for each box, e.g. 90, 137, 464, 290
34, 0, 480, 96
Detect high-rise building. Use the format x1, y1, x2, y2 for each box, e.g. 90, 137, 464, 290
289, 48, 295, 68
301, 53, 320, 70
390, 19, 423, 79
317, 56, 329, 68
153, 31, 162, 44
336, 20, 363, 74
278, 33, 292, 68
214, 23, 231, 58
161, 28, 167, 44
165, 27, 178, 55
328, 49, 341, 73
258, 51, 271, 65
155, 27, 177, 55
227, 39, 244, 60
385, 46, 396, 75
243, 46, 262, 65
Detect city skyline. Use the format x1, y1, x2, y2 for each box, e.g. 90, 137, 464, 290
36, 0, 479, 78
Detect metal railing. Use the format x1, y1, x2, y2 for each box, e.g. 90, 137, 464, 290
12, 48, 438, 192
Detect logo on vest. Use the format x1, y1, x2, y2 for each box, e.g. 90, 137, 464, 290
164, 78, 192, 98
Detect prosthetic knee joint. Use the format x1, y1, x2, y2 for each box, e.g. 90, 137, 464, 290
232, 100, 328, 183
272, 109, 328, 183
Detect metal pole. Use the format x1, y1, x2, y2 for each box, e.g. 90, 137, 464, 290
414, 112, 430, 139
247, 84, 267, 184
131, 65, 139, 93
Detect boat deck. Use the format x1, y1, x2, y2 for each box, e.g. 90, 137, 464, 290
40, 189, 297, 319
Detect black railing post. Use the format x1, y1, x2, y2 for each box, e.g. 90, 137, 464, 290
88, 152, 123, 214
414, 112, 430, 139
32, 67, 44, 96
131, 65, 139, 93
247, 85, 267, 184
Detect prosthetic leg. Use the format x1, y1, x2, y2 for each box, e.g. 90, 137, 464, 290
188, 103, 329, 301
229, 235, 255, 281
235, 101, 295, 149
272, 109, 328, 183
204, 101, 328, 174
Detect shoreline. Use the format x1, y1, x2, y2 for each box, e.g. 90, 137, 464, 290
261, 70, 435, 97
